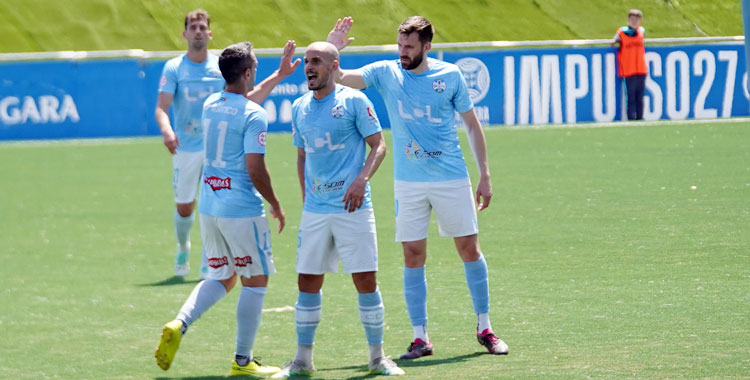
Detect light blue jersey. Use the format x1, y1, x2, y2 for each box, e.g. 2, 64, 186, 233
292, 85, 382, 213
361, 58, 473, 181
199, 92, 267, 218
159, 54, 225, 152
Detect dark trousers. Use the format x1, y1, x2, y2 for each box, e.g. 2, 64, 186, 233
625, 74, 646, 120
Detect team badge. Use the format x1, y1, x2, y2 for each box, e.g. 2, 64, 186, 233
257, 131, 266, 146
432, 79, 447, 93
331, 105, 345, 119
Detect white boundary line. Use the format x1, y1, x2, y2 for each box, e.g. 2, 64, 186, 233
489, 117, 750, 131
1, 118, 747, 147
0, 36, 744, 61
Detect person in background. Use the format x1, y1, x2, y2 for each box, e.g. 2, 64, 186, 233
613, 9, 648, 120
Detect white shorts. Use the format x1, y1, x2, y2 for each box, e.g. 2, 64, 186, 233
297, 208, 378, 274
394, 178, 479, 242
172, 150, 203, 204
199, 214, 276, 280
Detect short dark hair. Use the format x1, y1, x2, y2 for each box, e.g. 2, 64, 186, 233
628, 9, 643, 18
218, 42, 255, 85
398, 16, 434, 44
184, 9, 210, 29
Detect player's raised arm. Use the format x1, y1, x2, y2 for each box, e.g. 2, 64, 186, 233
327, 17, 355, 50
326, 17, 367, 89
460, 109, 493, 211
246, 153, 286, 233
246, 40, 301, 104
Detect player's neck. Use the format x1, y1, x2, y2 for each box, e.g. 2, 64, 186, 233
312, 83, 336, 100
186, 48, 208, 63
224, 84, 246, 96
408, 57, 430, 75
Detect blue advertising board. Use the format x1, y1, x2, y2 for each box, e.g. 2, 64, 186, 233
1, 43, 747, 141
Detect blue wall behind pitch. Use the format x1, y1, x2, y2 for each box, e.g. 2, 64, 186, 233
1, 43, 747, 141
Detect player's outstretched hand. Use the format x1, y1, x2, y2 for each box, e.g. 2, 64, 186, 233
342, 176, 366, 212
476, 176, 493, 211
278, 40, 301, 77
327, 17, 354, 51
163, 133, 178, 154
270, 203, 286, 233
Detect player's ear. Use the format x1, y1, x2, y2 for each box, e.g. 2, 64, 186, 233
423, 41, 431, 53
182, 30, 187, 40
332, 59, 340, 71
208, 30, 213, 40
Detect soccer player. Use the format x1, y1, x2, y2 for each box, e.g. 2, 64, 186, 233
272, 42, 403, 378
155, 41, 285, 377
155, 9, 300, 278
612, 9, 648, 120
327, 16, 509, 358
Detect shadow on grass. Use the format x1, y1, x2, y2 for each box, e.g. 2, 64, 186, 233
140, 275, 200, 287
154, 352, 488, 379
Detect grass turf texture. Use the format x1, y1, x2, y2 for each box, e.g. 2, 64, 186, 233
1, 121, 748, 379
0, 0, 744, 53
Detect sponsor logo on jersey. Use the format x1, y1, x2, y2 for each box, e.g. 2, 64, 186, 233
432, 79, 447, 93
310, 178, 346, 194
204, 175, 231, 191
208, 256, 229, 268
331, 104, 345, 119
405, 140, 442, 159
257, 131, 266, 146
234, 256, 253, 267
186, 119, 201, 135
366, 107, 379, 123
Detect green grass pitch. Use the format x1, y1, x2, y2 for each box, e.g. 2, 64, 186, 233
0, 121, 748, 379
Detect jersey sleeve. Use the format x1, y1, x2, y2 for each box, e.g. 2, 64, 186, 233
158, 59, 178, 94
352, 92, 382, 138
360, 61, 389, 91
244, 107, 268, 154
291, 100, 304, 148
452, 69, 474, 113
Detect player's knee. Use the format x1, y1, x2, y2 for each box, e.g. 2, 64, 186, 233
352, 271, 377, 293
176, 202, 195, 217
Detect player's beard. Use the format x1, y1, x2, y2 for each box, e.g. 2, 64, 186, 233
191, 39, 207, 51
400, 51, 425, 70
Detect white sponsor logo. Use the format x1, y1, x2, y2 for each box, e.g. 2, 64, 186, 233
456, 57, 490, 103
0, 95, 80, 125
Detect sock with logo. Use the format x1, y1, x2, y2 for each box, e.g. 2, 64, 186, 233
359, 289, 385, 361
294, 291, 321, 364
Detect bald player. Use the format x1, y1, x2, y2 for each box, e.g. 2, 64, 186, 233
272, 42, 403, 378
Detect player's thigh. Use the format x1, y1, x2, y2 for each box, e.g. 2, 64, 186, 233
331, 208, 378, 274
199, 213, 235, 280
430, 178, 479, 238
173, 150, 203, 204
297, 211, 338, 275
217, 215, 277, 278
394, 180, 432, 242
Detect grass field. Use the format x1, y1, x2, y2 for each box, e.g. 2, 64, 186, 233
1, 120, 748, 379
0, 0, 744, 53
